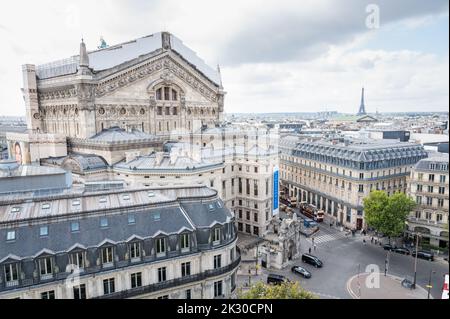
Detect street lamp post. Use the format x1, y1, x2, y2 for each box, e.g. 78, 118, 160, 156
427, 269, 436, 299
413, 233, 420, 289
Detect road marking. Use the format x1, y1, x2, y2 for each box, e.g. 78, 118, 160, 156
306, 232, 352, 244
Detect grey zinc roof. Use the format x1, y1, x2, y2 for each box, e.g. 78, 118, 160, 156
292, 139, 427, 162
36, 32, 221, 86
89, 127, 158, 142
181, 199, 232, 228
114, 153, 220, 171
414, 152, 449, 171
0, 205, 193, 259
64, 153, 108, 171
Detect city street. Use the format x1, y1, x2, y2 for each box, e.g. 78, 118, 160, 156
238, 223, 449, 299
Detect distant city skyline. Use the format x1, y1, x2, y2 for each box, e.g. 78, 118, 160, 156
0, 0, 448, 116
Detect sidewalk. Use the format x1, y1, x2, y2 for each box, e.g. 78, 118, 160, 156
346, 273, 431, 299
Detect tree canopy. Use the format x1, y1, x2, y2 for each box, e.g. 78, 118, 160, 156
363, 190, 416, 238
239, 281, 316, 299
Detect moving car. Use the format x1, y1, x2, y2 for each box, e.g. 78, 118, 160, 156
267, 274, 290, 285
393, 247, 410, 255
301, 254, 323, 268
412, 250, 434, 261
291, 265, 312, 278
383, 244, 394, 251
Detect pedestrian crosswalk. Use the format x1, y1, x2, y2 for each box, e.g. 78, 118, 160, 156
305, 231, 353, 245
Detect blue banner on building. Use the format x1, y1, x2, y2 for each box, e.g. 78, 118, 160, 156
273, 166, 279, 216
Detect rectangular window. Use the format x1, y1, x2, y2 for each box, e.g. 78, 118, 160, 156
158, 267, 167, 282
41, 290, 55, 299
73, 284, 86, 299
428, 186, 434, 193
238, 222, 243, 231
417, 184, 423, 192
102, 247, 114, 265
429, 174, 435, 182
185, 289, 192, 299
156, 238, 166, 255
181, 262, 191, 277
358, 185, 364, 193
440, 175, 446, 183
131, 272, 142, 289
103, 278, 115, 295
439, 187, 445, 195
6, 230, 16, 241
254, 180, 258, 196
254, 213, 258, 222
438, 198, 444, 207
416, 196, 422, 205
70, 252, 85, 269
213, 228, 221, 244
71, 222, 80, 233
128, 214, 136, 225
214, 281, 223, 298
253, 226, 259, 236
40, 226, 49, 237
246, 224, 251, 234
130, 242, 141, 260
5, 263, 19, 283
214, 255, 222, 269
181, 233, 190, 251
426, 197, 433, 206
100, 217, 108, 228
39, 257, 53, 277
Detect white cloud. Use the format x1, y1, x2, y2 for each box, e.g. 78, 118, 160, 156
0, 0, 448, 116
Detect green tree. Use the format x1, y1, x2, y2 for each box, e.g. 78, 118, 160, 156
239, 281, 316, 299
364, 190, 416, 243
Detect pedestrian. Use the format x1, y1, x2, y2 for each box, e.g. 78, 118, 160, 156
309, 247, 312, 254
363, 239, 366, 245
371, 237, 374, 244
313, 244, 317, 251
330, 222, 332, 228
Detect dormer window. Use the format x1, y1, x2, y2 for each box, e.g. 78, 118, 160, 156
39, 257, 53, 280
10, 207, 21, 214
148, 191, 156, 198
99, 197, 107, 204
129, 242, 141, 262
156, 238, 166, 257
41, 203, 51, 210
101, 247, 114, 267
212, 228, 221, 245
181, 233, 190, 253
4, 263, 19, 287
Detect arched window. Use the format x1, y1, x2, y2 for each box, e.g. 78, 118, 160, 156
156, 86, 179, 101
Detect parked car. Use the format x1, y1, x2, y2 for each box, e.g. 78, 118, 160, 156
301, 254, 323, 268
267, 274, 290, 285
393, 247, 410, 255
383, 244, 394, 251
291, 265, 312, 278
412, 250, 434, 261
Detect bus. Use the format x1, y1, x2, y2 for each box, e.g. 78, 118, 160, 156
443, 274, 449, 299
299, 202, 324, 222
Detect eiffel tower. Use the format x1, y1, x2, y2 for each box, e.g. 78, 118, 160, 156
357, 87, 367, 115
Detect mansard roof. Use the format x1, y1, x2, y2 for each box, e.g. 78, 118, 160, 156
35, 32, 221, 86
114, 152, 220, 171
292, 139, 427, 162
414, 152, 449, 172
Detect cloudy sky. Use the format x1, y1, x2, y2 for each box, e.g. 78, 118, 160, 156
0, 0, 448, 115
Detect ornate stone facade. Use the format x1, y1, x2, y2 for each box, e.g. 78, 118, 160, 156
23, 32, 225, 140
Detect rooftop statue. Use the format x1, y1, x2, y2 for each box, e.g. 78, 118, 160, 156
98, 36, 109, 49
